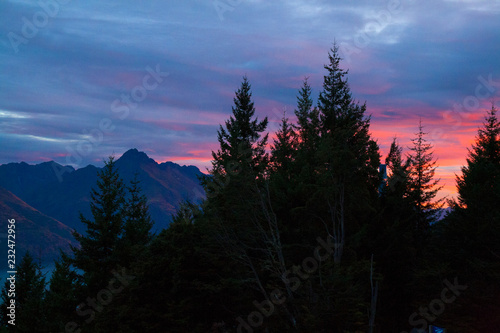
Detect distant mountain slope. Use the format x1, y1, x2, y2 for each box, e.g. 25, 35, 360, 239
0, 187, 76, 266
0, 149, 205, 233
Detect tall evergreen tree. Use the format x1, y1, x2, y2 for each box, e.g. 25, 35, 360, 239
270, 112, 297, 177
437, 106, 500, 332
385, 138, 410, 199
0, 252, 46, 332
446, 105, 500, 269
207, 75, 268, 188
293, 78, 321, 215
44, 252, 80, 332
278, 44, 382, 331
295, 78, 314, 130
201, 77, 303, 329
315, 43, 381, 263
269, 111, 299, 250
119, 173, 154, 264
201, 76, 270, 248
369, 138, 417, 331
295, 78, 320, 152
74, 172, 154, 333
406, 120, 443, 231
455, 105, 500, 217
269, 111, 298, 229
71, 156, 126, 294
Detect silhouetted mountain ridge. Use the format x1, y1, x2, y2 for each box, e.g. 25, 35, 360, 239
0, 149, 205, 234
119, 148, 156, 165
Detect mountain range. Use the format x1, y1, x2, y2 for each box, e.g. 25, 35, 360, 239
0, 149, 205, 264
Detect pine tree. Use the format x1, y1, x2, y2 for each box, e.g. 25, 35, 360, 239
284, 44, 381, 331
318, 45, 353, 130
116, 201, 243, 332
455, 105, 500, 216
382, 137, 413, 217
295, 78, 313, 129
438, 107, 500, 332
119, 173, 154, 264
269, 112, 298, 233
201, 76, 270, 241
270, 112, 297, 177
406, 120, 443, 231
295, 78, 320, 152
446, 105, 500, 270
0, 252, 47, 332
201, 76, 270, 246
293, 78, 321, 205
385, 138, 410, 198
201, 77, 303, 329
370, 138, 417, 331
315, 43, 381, 263
44, 252, 80, 332
208, 75, 268, 188
71, 156, 126, 294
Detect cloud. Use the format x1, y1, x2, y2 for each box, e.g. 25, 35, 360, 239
1, 0, 499, 201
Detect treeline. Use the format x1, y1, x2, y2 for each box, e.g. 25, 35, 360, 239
1, 45, 499, 332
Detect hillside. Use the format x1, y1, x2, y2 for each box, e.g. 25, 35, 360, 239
0, 149, 205, 233
0, 187, 76, 266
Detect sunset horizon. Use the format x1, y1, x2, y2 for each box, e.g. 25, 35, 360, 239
1, 1, 500, 331
2, 2, 499, 205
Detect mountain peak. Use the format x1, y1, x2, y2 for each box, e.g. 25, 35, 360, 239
0, 149, 206, 237
118, 148, 156, 165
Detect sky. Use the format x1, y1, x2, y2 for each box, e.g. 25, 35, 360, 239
1, 0, 500, 201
